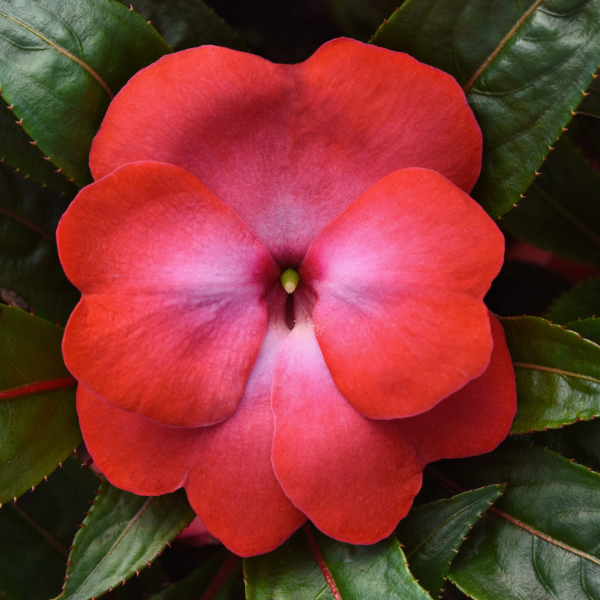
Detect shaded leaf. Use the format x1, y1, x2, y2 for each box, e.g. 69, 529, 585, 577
323, 0, 400, 40
500, 315, 600, 433
120, 0, 247, 52
0, 456, 98, 600
245, 525, 432, 600
566, 317, 600, 345
372, 0, 600, 218
546, 279, 600, 324
443, 440, 600, 600
0, 0, 171, 187
485, 259, 570, 317
397, 485, 504, 599
0, 306, 80, 505
0, 163, 79, 324
151, 551, 243, 600
0, 96, 75, 194
579, 70, 600, 118
502, 138, 600, 266
58, 481, 195, 600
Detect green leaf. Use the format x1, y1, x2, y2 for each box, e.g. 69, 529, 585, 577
0, 96, 75, 194
442, 440, 600, 600
397, 485, 504, 599
579, 70, 600, 118
0, 456, 98, 600
566, 317, 600, 346
0, 163, 79, 324
0, 306, 81, 505
546, 279, 600, 324
502, 137, 600, 266
119, 0, 248, 52
58, 481, 195, 600
0, 0, 171, 188
372, 0, 600, 219
150, 551, 243, 600
500, 315, 600, 433
323, 0, 400, 40
245, 525, 432, 600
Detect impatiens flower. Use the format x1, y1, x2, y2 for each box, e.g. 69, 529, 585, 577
57, 38, 517, 557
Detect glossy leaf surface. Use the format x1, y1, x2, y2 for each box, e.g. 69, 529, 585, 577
0, 164, 78, 324
0, 306, 80, 505
0, 0, 170, 187
502, 138, 600, 266
546, 279, 600, 324
501, 315, 600, 433
119, 0, 247, 51
0, 97, 75, 194
0, 456, 98, 600
397, 485, 504, 599
59, 481, 195, 600
372, 0, 600, 218
245, 526, 432, 600
445, 440, 600, 600
151, 551, 243, 600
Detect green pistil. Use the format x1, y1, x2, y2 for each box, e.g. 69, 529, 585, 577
281, 268, 300, 294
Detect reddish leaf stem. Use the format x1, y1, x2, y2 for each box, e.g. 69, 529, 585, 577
303, 523, 342, 600
200, 552, 241, 600
10, 502, 69, 556
0, 205, 55, 243
463, 0, 543, 92
0, 376, 77, 401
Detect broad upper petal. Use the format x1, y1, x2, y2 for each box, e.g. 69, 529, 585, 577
59, 161, 279, 427
271, 317, 422, 545
302, 168, 504, 419
398, 314, 517, 465
90, 38, 481, 265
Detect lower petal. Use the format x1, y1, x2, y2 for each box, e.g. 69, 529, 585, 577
271, 320, 422, 545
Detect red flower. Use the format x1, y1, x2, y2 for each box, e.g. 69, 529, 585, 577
57, 38, 516, 557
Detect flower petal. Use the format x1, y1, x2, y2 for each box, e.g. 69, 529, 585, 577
59, 161, 279, 427
398, 314, 517, 465
89, 38, 481, 264
271, 316, 422, 545
302, 168, 504, 419
78, 288, 305, 557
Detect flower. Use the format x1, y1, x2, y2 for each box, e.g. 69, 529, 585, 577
57, 38, 517, 557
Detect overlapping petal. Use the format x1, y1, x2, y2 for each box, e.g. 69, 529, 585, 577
89, 38, 482, 264
301, 168, 504, 419
58, 161, 279, 427
78, 288, 305, 557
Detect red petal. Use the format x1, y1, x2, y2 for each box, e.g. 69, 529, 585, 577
302, 168, 504, 419
59, 162, 279, 427
90, 38, 481, 264
78, 289, 305, 557
271, 319, 422, 545
186, 287, 305, 556
399, 314, 517, 465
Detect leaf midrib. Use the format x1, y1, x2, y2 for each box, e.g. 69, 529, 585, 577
0, 10, 113, 99
512, 362, 600, 386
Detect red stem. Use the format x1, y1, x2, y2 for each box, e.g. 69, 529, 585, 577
303, 523, 342, 600
200, 552, 241, 600
0, 376, 77, 401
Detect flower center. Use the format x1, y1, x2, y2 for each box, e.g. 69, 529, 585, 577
280, 268, 299, 294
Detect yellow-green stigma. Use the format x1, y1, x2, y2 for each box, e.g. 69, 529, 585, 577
280, 268, 300, 294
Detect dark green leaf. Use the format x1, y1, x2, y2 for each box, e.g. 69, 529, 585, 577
245, 525, 432, 600
442, 440, 600, 600
0, 456, 98, 600
502, 138, 600, 266
546, 279, 600, 324
0, 0, 171, 188
397, 485, 504, 599
500, 315, 600, 433
58, 481, 195, 600
120, 0, 247, 52
151, 551, 243, 600
0, 163, 79, 324
323, 0, 399, 40
0, 96, 75, 194
579, 70, 600, 118
0, 306, 81, 505
484, 260, 570, 317
372, 0, 600, 219
566, 317, 600, 345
